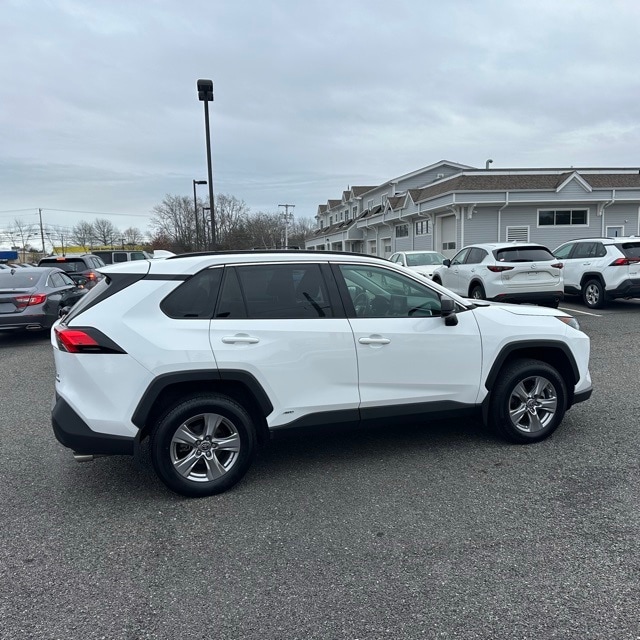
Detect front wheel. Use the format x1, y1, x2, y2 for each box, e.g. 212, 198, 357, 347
487, 359, 567, 443
582, 279, 606, 309
150, 393, 257, 497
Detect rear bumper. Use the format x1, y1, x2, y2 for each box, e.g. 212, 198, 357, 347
606, 278, 640, 299
0, 312, 49, 331
572, 386, 593, 406
490, 291, 564, 305
51, 394, 134, 455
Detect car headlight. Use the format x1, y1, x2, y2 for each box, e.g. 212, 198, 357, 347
557, 316, 580, 331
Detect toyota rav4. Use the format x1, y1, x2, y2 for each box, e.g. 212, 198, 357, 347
51, 251, 592, 497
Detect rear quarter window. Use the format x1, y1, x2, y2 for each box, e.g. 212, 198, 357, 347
161, 268, 223, 319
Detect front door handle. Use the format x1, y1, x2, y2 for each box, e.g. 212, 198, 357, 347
358, 336, 391, 345
221, 334, 260, 344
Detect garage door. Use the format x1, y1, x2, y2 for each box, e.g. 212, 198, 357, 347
439, 215, 457, 258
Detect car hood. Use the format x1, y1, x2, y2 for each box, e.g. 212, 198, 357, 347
407, 265, 439, 277
467, 299, 568, 318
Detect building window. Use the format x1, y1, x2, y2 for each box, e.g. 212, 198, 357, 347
367, 199, 374, 210
415, 220, 429, 235
538, 209, 588, 226
352, 206, 357, 217
395, 224, 409, 238
329, 216, 333, 225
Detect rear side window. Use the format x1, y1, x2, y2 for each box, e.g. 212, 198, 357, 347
495, 246, 554, 262
216, 264, 334, 319
161, 268, 223, 319
466, 248, 488, 264
618, 242, 640, 259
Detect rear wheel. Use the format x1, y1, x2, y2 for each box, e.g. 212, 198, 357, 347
470, 283, 486, 300
150, 393, 257, 497
488, 359, 567, 443
582, 279, 606, 309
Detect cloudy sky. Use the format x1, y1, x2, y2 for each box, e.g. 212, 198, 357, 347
1, 0, 639, 239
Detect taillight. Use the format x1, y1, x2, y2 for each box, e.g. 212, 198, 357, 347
551, 262, 563, 269
54, 326, 126, 354
610, 257, 640, 266
86, 272, 96, 280
14, 293, 47, 310
487, 265, 514, 272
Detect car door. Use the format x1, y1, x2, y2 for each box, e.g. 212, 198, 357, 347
208, 262, 360, 430
333, 262, 482, 419
558, 242, 593, 291
440, 248, 470, 294
459, 247, 487, 297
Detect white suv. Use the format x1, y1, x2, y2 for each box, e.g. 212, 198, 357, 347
51, 251, 591, 497
553, 237, 640, 309
432, 242, 564, 306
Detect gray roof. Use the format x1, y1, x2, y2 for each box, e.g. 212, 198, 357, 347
409, 171, 640, 203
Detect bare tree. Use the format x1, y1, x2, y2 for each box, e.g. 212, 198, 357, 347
71, 221, 95, 252
123, 226, 144, 247
149, 195, 196, 252
215, 194, 249, 248
93, 218, 119, 247
288, 217, 316, 249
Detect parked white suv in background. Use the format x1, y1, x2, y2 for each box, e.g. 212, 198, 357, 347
51, 251, 591, 497
388, 250, 446, 279
553, 237, 640, 309
432, 242, 564, 306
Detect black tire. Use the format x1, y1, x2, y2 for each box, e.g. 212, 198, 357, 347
582, 278, 606, 309
487, 358, 567, 444
150, 393, 257, 497
470, 283, 486, 300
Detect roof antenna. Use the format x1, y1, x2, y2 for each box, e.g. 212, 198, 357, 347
485, 159, 493, 169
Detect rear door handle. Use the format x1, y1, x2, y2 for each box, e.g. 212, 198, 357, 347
221, 334, 260, 344
359, 336, 391, 345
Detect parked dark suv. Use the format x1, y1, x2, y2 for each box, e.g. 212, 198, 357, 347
38, 254, 106, 289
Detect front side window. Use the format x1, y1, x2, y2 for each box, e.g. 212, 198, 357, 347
450, 248, 470, 266
553, 244, 574, 259
339, 264, 442, 318
217, 264, 333, 319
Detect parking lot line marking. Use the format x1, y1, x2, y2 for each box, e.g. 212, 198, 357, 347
559, 306, 602, 317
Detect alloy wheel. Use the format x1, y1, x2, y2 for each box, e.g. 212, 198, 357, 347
508, 375, 558, 433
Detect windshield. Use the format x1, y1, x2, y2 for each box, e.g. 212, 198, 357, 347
405, 252, 446, 267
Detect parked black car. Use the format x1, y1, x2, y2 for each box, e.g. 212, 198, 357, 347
0, 267, 88, 332
37, 254, 106, 289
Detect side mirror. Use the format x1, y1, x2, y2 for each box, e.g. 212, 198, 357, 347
440, 296, 458, 326
443, 259, 451, 267
59, 305, 72, 319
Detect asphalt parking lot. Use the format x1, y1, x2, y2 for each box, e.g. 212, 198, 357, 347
1, 299, 640, 640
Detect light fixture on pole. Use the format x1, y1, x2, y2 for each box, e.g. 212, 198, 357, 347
197, 79, 216, 250
278, 203, 295, 249
193, 179, 207, 250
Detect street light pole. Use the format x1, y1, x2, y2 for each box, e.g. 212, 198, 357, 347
193, 179, 207, 251
197, 79, 216, 250
278, 204, 295, 249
